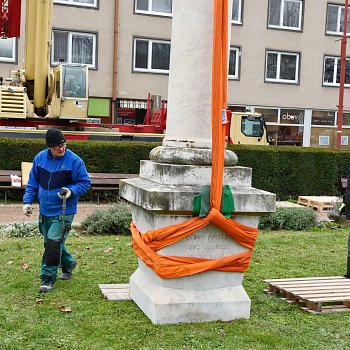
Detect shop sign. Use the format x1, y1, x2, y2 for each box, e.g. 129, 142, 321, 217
312, 111, 335, 126
280, 109, 304, 124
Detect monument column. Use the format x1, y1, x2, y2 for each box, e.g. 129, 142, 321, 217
151, 0, 236, 166
164, 0, 215, 149
120, 0, 275, 324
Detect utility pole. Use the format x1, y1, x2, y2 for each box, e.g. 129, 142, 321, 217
336, 0, 349, 149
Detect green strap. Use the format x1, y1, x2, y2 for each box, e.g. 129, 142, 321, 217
193, 185, 235, 218
221, 185, 235, 217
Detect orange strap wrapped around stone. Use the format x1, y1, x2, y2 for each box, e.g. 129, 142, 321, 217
130, 0, 258, 278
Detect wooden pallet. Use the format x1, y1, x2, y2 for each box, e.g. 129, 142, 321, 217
98, 283, 131, 301
297, 196, 340, 212
264, 276, 350, 314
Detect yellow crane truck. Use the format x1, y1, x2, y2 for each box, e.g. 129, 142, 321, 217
0, 0, 88, 120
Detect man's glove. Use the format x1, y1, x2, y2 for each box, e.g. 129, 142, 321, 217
58, 187, 71, 200
339, 202, 346, 216
23, 204, 33, 217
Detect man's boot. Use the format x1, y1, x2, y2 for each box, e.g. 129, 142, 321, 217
59, 261, 77, 280
39, 276, 54, 293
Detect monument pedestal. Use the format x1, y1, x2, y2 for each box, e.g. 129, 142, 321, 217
130, 261, 250, 324
120, 158, 275, 324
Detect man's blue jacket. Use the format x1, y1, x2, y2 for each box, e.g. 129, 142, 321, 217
23, 148, 91, 217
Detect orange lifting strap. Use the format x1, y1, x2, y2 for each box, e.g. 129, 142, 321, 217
130, 0, 259, 278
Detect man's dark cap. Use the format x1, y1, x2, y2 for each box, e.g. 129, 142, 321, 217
45, 128, 66, 148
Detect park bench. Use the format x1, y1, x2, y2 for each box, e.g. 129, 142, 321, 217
0, 169, 24, 203
0, 165, 138, 204
89, 172, 138, 204
0, 162, 32, 203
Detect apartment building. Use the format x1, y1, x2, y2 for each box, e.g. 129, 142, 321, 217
0, 0, 349, 147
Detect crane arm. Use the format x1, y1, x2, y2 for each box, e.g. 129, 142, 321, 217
0, 0, 21, 38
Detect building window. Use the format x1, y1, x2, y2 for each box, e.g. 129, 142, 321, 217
232, 0, 242, 24
228, 47, 240, 79
323, 56, 350, 86
52, 30, 97, 68
135, 0, 172, 16
255, 107, 278, 123
326, 3, 350, 36
342, 112, 350, 126
62, 65, 87, 98
133, 38, 171, 73
0, 37, 16, 62
268, 0, 302, 30
266, 125, 303, 146
265, 50, 300, 83
54, 0, 98, 8
311, 110, 335, 126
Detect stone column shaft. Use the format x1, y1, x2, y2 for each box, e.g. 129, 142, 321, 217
164, 0, 232, 149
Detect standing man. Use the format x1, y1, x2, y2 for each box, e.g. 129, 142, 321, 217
23, 128, 91, 292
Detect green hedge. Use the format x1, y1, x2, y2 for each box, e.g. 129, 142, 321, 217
229, 145, 348, 200
258, 207, 318, 230
0, 138, 159, 173
1, 138, 349, 200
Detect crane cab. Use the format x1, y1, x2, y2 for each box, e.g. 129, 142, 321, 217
227, 111, 269, 145
50, 63, 89, 120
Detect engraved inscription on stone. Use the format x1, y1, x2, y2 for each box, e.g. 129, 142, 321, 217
159, 224, 248, 259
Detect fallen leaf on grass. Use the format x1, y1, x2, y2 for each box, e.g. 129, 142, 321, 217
21, 262, 29, 270
36, 299, 44, 304
49, 302, 61, 307
60, 306, 72, 313
218, 329, 226, 336
115, 237, 120, 241
7, 261, 14, 265
104, 247, 114, 253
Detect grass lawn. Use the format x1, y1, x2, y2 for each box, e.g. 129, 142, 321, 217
1, 228, 350, 350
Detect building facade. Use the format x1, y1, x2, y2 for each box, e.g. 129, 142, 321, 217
0, 0, 349, 147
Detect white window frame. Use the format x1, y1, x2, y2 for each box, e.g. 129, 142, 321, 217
231, 0, 243, 24
326, 3, 350, 36
135, 0, 172, 17
323, 55, 350, 87
54, 0, 98, 8
51, 30, 97, 68
265, 50, 300, 84
228, 47, 240, 80
268, 0, 302, 31
133, 38, 171, 74
0, 37, 16, 63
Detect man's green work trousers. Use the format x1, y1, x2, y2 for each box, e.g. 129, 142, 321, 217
39, 213, 75, 282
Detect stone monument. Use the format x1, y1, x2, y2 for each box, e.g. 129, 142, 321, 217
120, 0, 275, 324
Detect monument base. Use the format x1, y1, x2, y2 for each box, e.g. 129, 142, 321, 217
120, 159, 275, 325
130, 264, 251, 324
